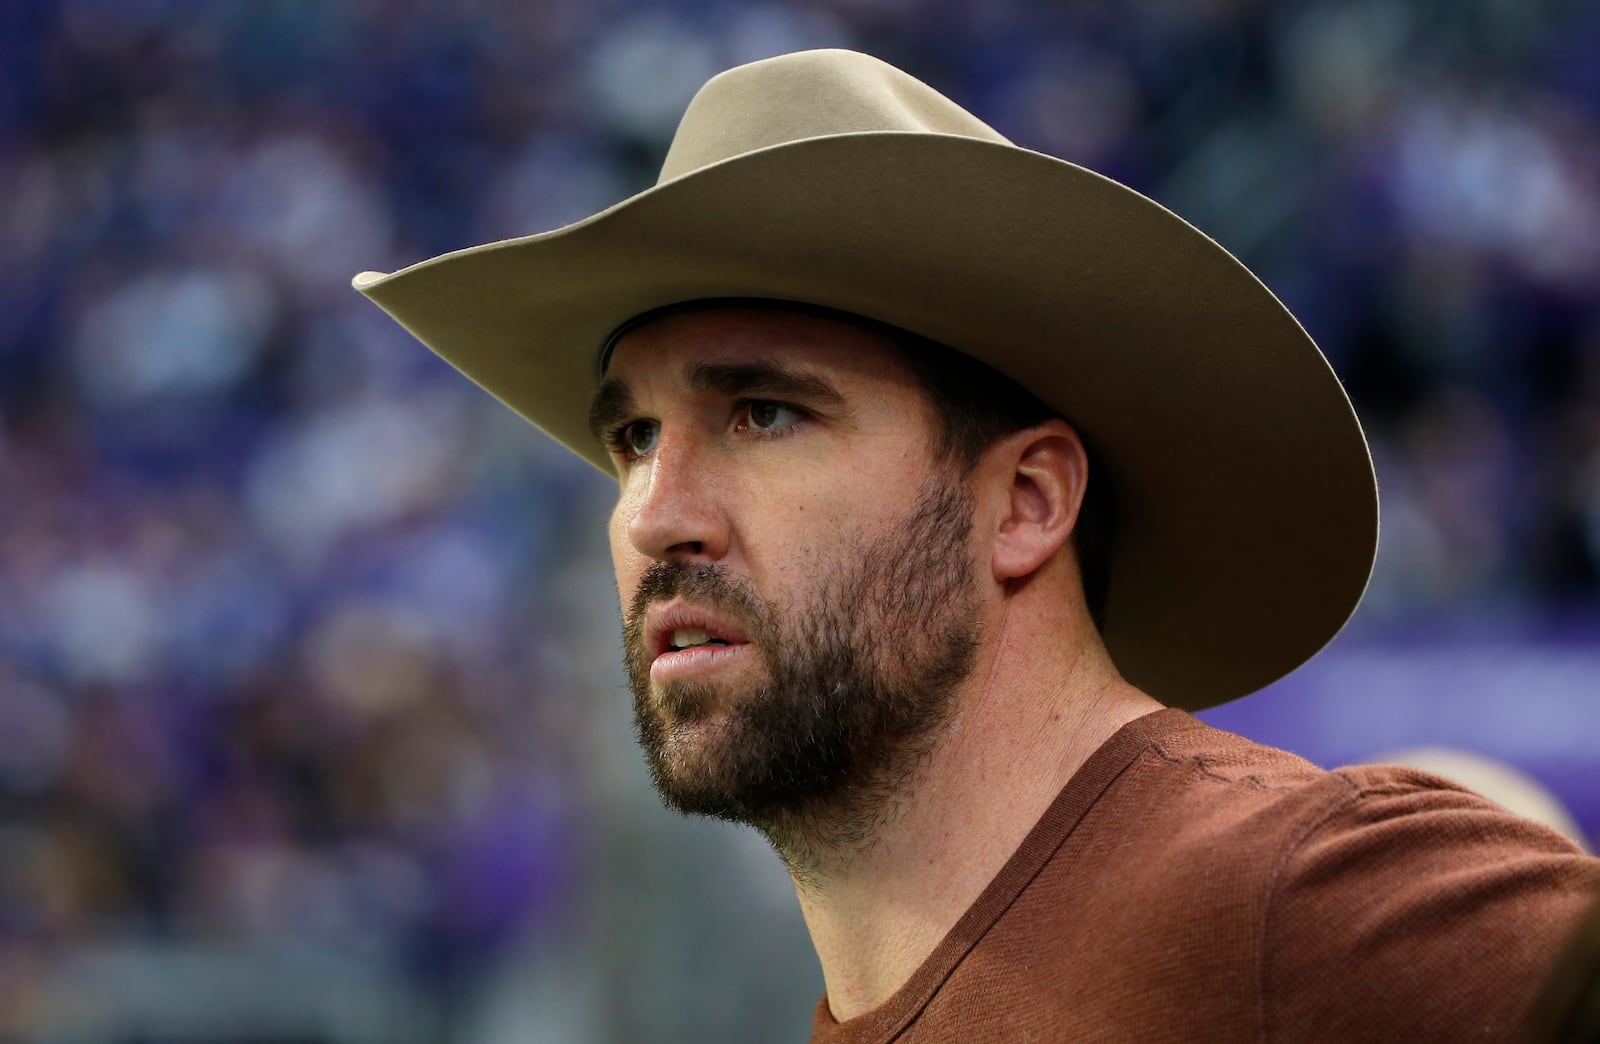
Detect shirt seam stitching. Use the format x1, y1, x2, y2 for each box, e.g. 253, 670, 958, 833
1257, 772, 1363, 1044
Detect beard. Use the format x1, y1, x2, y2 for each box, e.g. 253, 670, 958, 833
621, 473, 980, 876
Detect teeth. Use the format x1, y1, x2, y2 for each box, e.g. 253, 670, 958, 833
672, 627, 711, 650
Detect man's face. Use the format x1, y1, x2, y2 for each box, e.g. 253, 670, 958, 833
595, 307, 982, 851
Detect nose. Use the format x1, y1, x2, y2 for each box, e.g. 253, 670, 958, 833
621, 430, 730, 563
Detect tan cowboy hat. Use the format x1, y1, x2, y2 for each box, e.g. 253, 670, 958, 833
352, 48, 1377, 711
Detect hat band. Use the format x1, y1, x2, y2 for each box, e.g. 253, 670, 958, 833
596, 297, 923, 377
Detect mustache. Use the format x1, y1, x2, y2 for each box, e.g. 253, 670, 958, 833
623, 561, 764, 649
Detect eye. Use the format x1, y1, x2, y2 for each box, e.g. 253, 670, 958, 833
741, 400, 803, 433
612, 419, 659, 459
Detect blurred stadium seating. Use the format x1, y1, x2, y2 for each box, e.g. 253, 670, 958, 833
2, 1, 1597, 1040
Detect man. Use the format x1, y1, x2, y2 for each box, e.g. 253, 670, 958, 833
354, 49, 1599, 1041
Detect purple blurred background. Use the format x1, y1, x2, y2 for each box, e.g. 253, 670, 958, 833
2, 1, 1597, 1040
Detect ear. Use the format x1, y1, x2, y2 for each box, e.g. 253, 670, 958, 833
985, 420, 1089, 583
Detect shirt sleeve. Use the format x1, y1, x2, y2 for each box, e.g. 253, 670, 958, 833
1261, 766, 1600, 1042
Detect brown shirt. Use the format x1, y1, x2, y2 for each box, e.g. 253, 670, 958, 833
811, 709, 1600, 1043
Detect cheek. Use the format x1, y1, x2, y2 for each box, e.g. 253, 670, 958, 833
740, 489, 841, 577
608, 504, 642, 612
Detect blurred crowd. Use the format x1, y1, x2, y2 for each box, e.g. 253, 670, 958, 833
2, 0, 1598, 1040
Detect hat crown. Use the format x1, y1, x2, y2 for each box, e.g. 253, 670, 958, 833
657, 49, 1011, 184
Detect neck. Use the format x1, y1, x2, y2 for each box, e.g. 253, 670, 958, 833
792, 602, 1162, 1022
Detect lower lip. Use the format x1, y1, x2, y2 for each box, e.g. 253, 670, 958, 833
650, 642, 753, 685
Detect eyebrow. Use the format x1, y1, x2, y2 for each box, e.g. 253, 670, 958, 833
588, 379, 638, 444
686, 361, 848, 408
587, 361, 849, 445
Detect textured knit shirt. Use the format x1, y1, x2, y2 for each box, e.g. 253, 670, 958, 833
810, 708, 1600, 1042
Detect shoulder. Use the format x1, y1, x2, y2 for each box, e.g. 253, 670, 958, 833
1113, 711, 1588, 873
1103, 712, 1600, 1039
1260, 761, 1599, 1040
1085, 712, 1384, 896
1284, 761, 1591, 876
1105, 711, 1372, 852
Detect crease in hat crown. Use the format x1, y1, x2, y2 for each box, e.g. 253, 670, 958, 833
656, 49, 1012, 184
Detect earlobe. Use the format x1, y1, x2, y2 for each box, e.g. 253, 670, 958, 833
989, 421, 1089, 583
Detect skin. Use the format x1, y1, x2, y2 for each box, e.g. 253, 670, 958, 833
599, 306, 1163, 1020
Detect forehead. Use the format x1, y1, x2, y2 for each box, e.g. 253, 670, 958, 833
603, 305, 924, 392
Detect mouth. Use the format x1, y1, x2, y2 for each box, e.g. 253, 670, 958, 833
644, 601, 754, 684
665, 626, 734, 653
646, 600, 750, 656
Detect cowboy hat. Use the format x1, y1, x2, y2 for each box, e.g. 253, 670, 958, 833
352, 48, 1377, 710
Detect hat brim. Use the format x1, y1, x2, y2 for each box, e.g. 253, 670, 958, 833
355, 131, 1377, 710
